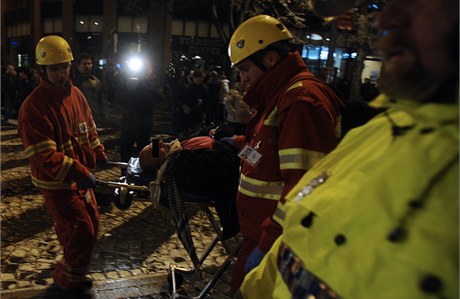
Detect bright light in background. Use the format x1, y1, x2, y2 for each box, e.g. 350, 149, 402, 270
320, 50, 328, 60
310, 34, 323, 41
127, 56, 143, 73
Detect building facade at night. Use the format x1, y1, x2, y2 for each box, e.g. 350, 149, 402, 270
1, 0, 382, 85
2, 0, 234, 80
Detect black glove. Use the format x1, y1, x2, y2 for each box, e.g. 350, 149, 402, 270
77, 173, 97, 190
96, 158, 109, 170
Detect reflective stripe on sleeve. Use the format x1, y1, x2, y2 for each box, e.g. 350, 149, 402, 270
24, 140, 57, 158
238, 174, 284, 200
88, 124, 97, 133
76, 134, 90, 145
55, 155, 74, 182
61, 140, 73, 152
31, 176, 75, 190
273, 204, 286, 224
279, 148, 326, 170
335, 115, 342, 139
90, 138, 102, 149
263, 107, 278, 126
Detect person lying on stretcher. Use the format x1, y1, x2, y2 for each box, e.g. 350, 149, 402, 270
138, 132, 244, 240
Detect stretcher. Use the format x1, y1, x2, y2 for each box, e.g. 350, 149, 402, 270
97, 156, 240, 298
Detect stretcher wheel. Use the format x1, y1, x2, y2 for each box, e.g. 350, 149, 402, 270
114, 186, 133, 210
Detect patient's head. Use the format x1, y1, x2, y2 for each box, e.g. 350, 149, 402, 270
139, 141, 172, 172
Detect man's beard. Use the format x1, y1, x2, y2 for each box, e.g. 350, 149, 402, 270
378, 60, 440, 102
377, 33, 442, 102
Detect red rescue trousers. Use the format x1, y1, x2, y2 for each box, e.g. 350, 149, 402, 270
230, 196, 278, 294
39, 188, 99, 290
230, 235, 258, 294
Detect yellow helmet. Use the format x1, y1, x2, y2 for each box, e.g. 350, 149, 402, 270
228, 15, 294, 66
35, 35, 74, 65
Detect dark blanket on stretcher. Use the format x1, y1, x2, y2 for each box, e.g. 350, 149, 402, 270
172, 140, 240, 240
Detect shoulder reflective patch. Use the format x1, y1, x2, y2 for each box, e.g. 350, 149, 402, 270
293, 171, 330, 202
286, 81, 303, 92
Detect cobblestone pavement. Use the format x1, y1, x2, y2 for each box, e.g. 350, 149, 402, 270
1, 103, 237, 298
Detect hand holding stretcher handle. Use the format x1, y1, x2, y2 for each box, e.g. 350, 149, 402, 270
77, 172, 97, 190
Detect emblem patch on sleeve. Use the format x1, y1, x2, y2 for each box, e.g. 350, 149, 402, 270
79, 122, 88, 134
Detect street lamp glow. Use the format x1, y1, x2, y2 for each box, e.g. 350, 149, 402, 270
127, 57, 143, 72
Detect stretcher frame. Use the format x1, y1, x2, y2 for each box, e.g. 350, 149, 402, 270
98, 160, 240, 298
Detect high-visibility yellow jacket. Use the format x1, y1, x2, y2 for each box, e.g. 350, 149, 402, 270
240, 95, 459, 298
18, 78, 106, 190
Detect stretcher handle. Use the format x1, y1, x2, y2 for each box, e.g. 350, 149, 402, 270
96, 179, 150, 192
107, 161, 129, 167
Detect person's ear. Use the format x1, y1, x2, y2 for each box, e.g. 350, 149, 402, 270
263, 51, 280, 69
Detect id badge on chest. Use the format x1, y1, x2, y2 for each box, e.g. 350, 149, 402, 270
238, 140, 262, 167
85, 190, 92, 204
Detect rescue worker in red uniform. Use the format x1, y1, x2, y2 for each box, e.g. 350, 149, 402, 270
18, 35, 107, 298
227, 15, 343, 292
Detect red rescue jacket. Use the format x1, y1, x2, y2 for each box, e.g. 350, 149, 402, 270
18, 78, 106, 190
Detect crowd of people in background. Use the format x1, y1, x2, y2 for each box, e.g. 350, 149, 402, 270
1, 64, 40, 121
2, 56, 382, 140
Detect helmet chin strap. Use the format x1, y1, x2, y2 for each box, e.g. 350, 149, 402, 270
40, 66, 50, 83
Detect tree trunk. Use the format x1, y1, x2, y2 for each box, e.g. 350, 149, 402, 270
349, 47, 365, 101
349, 14, 368, 101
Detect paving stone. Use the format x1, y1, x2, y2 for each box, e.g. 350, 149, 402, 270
1, 273, 15, 281
130, 269, 145, 276
106, 271, 120, 279
90, 272, 107, 281
11, 249, 27, 258
16, 281, 32, 288
118, 270, 132, 278
17, 264, 34, 274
